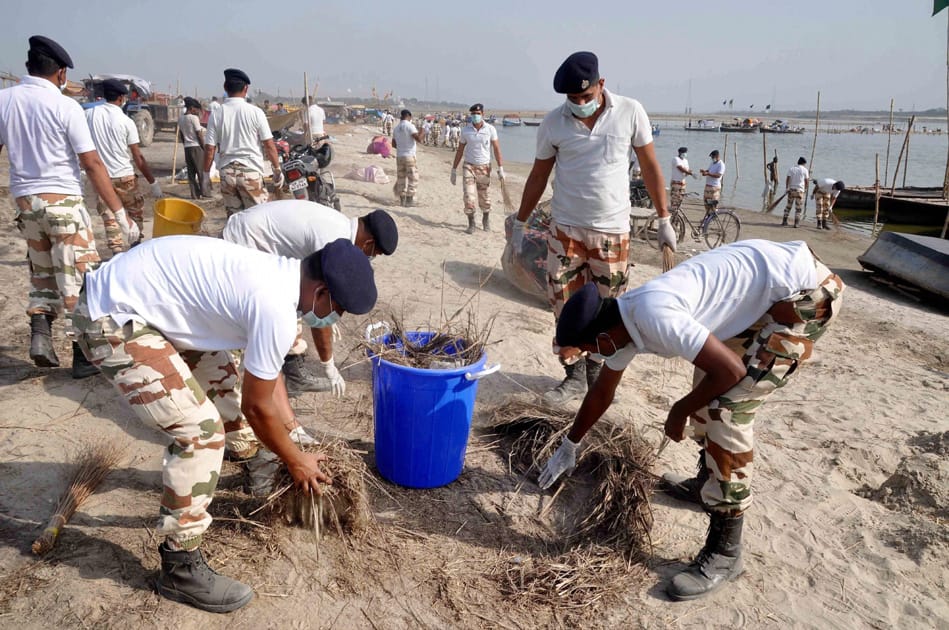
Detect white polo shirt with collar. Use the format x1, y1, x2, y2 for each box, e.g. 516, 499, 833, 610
460, 122, 498, 166
535, 89, 653, 233
85, 102, 139, 179
0, 75, 97, 197
204, 97, 272, 174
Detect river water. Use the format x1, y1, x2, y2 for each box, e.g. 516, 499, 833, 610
494, 119, 949, 236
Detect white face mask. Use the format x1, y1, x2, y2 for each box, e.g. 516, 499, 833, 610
567, 98, 598, 118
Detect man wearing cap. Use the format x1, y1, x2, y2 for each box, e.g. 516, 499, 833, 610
451, 103, 504, 234
178, 97, 206, 199
0, 35, 135, 378
392, 109, 422, 207
70, 236, 377, 612
203, 69, 283, 217
670, 147, 693, 213
782, 157, 809, 228
811, 177, 844, 230
700, 150, 725, 215
223, 200, 398, 399
85, 78, 163, 253
537, 240, 845, 601
511, 51, 674, 405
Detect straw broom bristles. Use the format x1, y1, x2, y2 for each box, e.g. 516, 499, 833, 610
660, 244, 676, 273
32, 442, 124, 556
499, 177, 515, 213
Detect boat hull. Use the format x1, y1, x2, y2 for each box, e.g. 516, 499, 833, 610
858, 232, 949, 301
836, 187, 947, 225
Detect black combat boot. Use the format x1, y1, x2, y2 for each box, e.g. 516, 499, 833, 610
822, 218, 832, 230
465, 214, 477, 234
659, 449, 709, 505
780, 216, 788, 227
482, 212, 491, 231
157, 542, 254, 612
667, 511, 744, 601
542, 360, 587, 405
71, 342, 99, 379
243, 449, 281, 497
29, 314, 59, 367
281, 354, 330, 395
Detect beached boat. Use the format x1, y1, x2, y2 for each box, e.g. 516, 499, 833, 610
858, 231, 949, 302
684, 119, 719, 132
502, 115, 522, 127
835, 186, 948, 226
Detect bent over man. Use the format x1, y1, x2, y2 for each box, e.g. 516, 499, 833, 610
539, 239, 844, 601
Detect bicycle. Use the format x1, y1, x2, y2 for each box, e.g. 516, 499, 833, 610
641, 200, 741, 250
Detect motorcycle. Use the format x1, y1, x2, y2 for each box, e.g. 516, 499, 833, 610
273, 130, 341, 211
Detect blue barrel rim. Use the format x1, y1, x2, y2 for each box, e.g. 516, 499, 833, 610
366, 330, 486, 376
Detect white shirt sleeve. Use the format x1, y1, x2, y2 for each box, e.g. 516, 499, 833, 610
636, 305, 711, 363
630, 101, 653, 148
65, 100, 97, 154
535, 120, 556, 160
256, 108, 274, 142
242, 302, 297, 380
204, 110, 219, 146
125, 115, 141, 146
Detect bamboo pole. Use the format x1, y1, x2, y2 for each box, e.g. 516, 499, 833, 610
889, 115, 915, 196
734, 142, 740, 179
803, 91, 820, 219
762, 132, 769, 207
884, 98, 894, 187
170, 78, 181, 184
722, 133, 728, 162
872, 153, 881, 236
303, 72, 312, 146
902, 124, 911, 189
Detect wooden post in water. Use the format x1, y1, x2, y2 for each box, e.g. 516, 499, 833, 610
872, 153, 881, 237
902, 122, 911, 188
884, 98, 894, 187
803, 91, 820, 219
734, 142, 740, 180
889, 115, 915, 196
722, 133, 729, 162
762, 133, 769, 207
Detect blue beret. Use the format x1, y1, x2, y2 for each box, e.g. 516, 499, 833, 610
320, 239, 377, 314
556, 283, 603, 347
101, 78, 128, 97
363, 210, 398, 255
224, 68, 251, 85
28, 35, 73, 69
553, 51, 599, 94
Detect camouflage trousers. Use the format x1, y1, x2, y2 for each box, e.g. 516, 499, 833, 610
783, 189, 805, 222
394, 156, 419, 198
97, 175, 145, 252
815, 192, 834, 221
220, 162, 269, 218
547, 220, 630, 319
703, 185, 721, 212
15, 194, 100, 317
463, 163, 491, 214
689, 260, 845, 513
70, 293, 260, 547
670, 181, 687, 212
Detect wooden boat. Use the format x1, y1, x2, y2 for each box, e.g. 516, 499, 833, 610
721, 118, 761, 133
502, 115, 522, 127
523, 119, 541, 127
684, 119, 719, 132
760, 121, 805, 134
835, 186, 947, 226
858, 231, 949, 302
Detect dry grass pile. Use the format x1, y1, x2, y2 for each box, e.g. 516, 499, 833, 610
365, 312, 495, 370
489, 400, 656, 607
32, 442, 124, 556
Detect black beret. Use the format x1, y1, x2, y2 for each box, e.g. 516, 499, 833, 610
797, 157, 807, 165
183, 97, 201, 109
709, 150, 720, 157
320, 239, 377, 315
28, 35, 73, 69
469, 103, 484, 112
553, 51, 599, 94
678, 147, 688, 154
400, 109, 411, 118
101, 78, 128, 97
556, 283, 603, 347
223, 68, 251, 84
362, 210, 398, 255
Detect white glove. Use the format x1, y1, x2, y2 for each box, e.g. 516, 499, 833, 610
450, 169, 457, 186
497, 166, 506, 180
127, 218, 141, 245
538, 436, 579, 490
114, 208, 132, 245
272, 169, 285, 189
656, 216, 678, 252
321, 357, 346, 398
149, 180, 163, 198
511, 219, 526, 255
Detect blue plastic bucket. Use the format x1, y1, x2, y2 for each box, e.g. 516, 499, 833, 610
367, 330, 497, 488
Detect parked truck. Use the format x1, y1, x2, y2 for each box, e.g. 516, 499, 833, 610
81, 74, 183, 147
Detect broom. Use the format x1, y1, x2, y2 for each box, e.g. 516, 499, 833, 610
500, 176, 515, 213
32, 443, 124, 555
767, 192, 788, 212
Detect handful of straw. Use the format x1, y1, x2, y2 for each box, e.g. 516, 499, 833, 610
500, 177, 515, 213
32, 443, 124, 556
366, 313, 494, 370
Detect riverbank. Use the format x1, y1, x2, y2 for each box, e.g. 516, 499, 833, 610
0, 125, 945, 628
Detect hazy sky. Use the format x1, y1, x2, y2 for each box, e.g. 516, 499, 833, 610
2, 0, 947, 113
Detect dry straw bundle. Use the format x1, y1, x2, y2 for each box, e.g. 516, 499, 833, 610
365, 312, 495, 370
32, 442, 124, 555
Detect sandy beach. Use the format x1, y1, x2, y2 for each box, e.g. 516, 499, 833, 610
0, 123, 946, 629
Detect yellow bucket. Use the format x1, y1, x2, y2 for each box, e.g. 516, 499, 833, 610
153, 199, 205, 237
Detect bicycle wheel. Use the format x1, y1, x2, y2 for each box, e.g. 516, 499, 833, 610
703, 211, 741, 248
645, 213, 685, 249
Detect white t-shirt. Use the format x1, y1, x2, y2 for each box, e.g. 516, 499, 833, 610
535, 89, 654, 232
307, 104, 325, 136
85, 236, 300, 380
222, 199, 356, 258
85, 103, 139, 179
205, 97, 272, 173
209, 100, 222, 114
392, 120, 418, 158
0, 76, 97, 197
814, 177, 840, 198
178, 112, 204, 148
705, 160, 725, 188
671, 155, 690, 183
460, 122, 498, 166
604, 240, 818, 370
787, 165, 809, 191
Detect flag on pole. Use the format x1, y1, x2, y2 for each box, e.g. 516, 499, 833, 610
934, 0, 948, 16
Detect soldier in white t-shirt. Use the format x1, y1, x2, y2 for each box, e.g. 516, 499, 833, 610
538, 239, 845, 602
178, 97, 206, 200
670, 146, 693, 212
782, 157, 810, 228
85, 78, 163, 253
811, 177, 845, 230
451, 103, 505, 234
510, 51, 675, 405
203, 69, 283, 217
700, 149, 726, 214
391, 109, 422, 206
